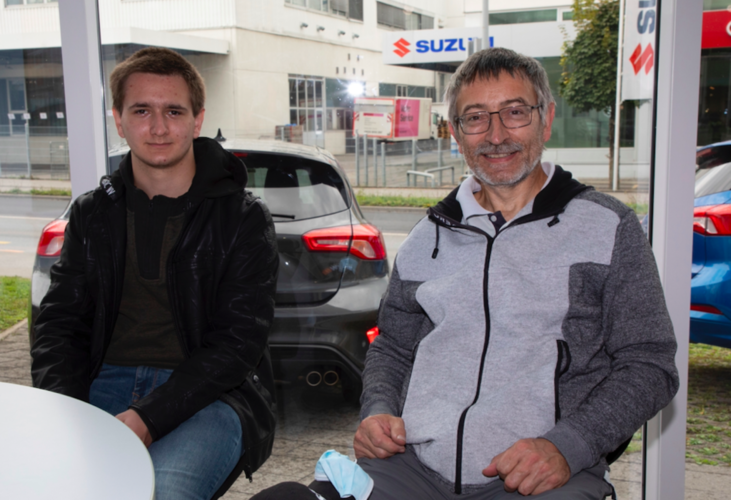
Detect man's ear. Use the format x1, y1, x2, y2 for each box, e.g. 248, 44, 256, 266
448, 122, 463, 154
193, 108, 205, 139
112, 108, 125, 139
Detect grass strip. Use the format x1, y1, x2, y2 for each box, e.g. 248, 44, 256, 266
2, 188, 71, 197
0, 276, 31, 331
356, 193, 443, 208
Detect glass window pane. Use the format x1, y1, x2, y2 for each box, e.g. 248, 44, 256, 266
490, 9, 558, 25
307, 0, 322, 11
8, 79, 26, 111
348, 0, 363, 21
306, 80, 314, 109
316, 109, 323, 131
314, 80, 322, 108
704, 0, 731, 10
6, 0, 24, 5
290, 109, 297, 126
297, 79, 306, 109
331, 0, 347, 16
289, 79, 296, 107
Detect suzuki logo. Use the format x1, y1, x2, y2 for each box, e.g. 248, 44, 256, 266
629, 43, 654, 75
393, 38, 410, 58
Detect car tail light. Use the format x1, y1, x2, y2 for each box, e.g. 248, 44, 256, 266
693, 204, 731, 235
233, 152, 248, 158
691, 304, 724, 315
302, 224, 387, 260
37, 220, 68, 257
366, 326, 380, 343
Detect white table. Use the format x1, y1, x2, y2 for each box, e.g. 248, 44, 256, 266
0, 382, 154, 500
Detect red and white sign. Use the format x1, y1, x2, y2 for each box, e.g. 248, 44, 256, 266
354, 97, 432, 140
702, 10, 731, 49
621, 0, 657, 101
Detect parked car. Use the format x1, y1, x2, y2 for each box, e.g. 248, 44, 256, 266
691, 140, 731, 349
29, 138, 389, 400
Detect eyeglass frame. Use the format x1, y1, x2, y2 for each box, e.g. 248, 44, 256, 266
455, 104, 542, 135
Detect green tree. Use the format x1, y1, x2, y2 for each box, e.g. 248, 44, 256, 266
560, 0, 620, 184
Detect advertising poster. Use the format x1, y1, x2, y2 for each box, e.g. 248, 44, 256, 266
394, 99, 420, 138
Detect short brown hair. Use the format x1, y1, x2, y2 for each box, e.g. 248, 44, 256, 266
445, 47, 554, 135
110, 47, 206, 116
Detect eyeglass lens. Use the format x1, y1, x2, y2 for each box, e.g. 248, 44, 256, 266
460, 105, 534, 134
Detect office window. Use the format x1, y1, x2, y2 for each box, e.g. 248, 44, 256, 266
704, 0, 731, 10
489, 9, 557, 25
562, 11, 574, 21
285, 0, 363, 21
377, 2, 434, 30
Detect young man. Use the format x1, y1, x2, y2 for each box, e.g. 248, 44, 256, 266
253, 48, 678, 500
31, 47, 278, 500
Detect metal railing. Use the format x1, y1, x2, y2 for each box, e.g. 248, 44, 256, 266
350, 135, 465, 188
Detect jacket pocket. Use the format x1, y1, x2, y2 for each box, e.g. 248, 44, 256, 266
554, 339, 572, 422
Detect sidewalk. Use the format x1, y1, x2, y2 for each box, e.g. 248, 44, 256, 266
2, 321, 729, 499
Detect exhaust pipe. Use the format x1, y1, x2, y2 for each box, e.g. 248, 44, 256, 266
323, 370, 339, 386
306, 371, 322, 387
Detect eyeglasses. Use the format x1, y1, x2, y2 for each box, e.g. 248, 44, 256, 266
456, 105, 541, 135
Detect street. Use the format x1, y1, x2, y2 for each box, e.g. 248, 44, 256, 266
0, 195, 425, 279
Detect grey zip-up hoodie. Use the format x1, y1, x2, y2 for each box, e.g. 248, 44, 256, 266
360, 166, 679, 494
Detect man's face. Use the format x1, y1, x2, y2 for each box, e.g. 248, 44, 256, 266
113, 72, 204, 171
452, 72, 555, 187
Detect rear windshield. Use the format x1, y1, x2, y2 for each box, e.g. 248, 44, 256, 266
241, 152, 349, 220
695, 162, 731, 198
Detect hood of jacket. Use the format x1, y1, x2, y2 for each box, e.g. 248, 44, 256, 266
427, 164, 591, 227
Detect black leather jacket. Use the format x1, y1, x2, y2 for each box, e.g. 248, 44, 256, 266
31, 143, 279, 480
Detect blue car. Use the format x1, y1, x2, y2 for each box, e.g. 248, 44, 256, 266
690, 140, 731, 348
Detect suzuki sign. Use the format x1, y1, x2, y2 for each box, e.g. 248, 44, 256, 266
621, 0, 657, 101
382, 27, 493, 65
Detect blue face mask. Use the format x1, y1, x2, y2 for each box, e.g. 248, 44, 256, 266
314, 450, 374, 500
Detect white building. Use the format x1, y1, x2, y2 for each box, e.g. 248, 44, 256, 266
0, 0, 648, 181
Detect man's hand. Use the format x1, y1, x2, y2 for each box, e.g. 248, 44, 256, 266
353, 414, 406, 459
116, 409, 153, 448
482, 438, 570, 496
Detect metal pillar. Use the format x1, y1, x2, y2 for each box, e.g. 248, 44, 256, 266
355, 131, 360, 186
644, 0, 702, 498
411, 139, 417, 171
364, 134, 369, 186
58, 0, 108, 198
381, 142, 386, 187
611, 0, 626, 191
373, 138, 378, 187
438, 139, 443, 184
25, 120, 31, 178
482, 0, 489, 51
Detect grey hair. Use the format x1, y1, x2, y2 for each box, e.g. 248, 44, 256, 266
445, 47, 555, 136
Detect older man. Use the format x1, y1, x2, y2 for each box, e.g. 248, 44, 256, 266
350, 48, 678, 500
251, 48, 678, 500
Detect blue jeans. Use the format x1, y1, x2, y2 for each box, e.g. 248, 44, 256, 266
89, 364, 244, 500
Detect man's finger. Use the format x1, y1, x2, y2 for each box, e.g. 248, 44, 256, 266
389, 416, 406, 445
